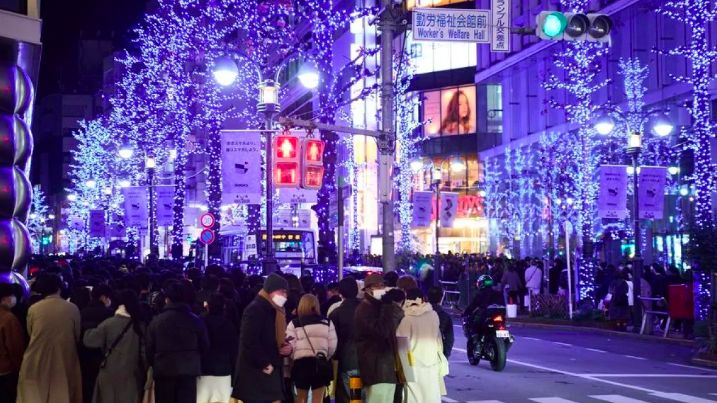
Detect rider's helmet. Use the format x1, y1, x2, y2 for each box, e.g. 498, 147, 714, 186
477, 274, 494, 289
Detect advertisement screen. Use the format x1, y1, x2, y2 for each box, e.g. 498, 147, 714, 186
422, 85, 477, 137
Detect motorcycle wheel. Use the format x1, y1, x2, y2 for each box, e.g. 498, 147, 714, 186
486, 337, 507, 372
466, 338, 480, 366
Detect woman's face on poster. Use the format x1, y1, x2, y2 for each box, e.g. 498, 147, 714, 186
458, 92, 470, 119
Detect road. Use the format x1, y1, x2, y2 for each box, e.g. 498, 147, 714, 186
443, 325, 716, 403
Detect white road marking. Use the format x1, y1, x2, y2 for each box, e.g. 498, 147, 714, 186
529, 398, 581, 403
623, 355, 647, 361
649, 392, 717, 403
523, 337, 542, 341
587, 374, 717, 378
441, 397, 459, 403
466, 401, 505, 403
553, 342, 573, 347
590, 395, 652, 403
455, 347, 467, 353
668, 362, 717, 372
586, 348, 607, 353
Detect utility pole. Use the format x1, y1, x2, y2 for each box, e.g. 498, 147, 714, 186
378, 0, 398, 272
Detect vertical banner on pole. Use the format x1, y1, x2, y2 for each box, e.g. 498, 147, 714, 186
412, 191, 433, 228
638, 167, 667, 219
221, 130, 262, 204
156, 186, 175, 227
89, 210, 106, 237
440, 192, 459, 228
122, 186, 148, 228
491, 0, 510, 52
597, 165, 628, 219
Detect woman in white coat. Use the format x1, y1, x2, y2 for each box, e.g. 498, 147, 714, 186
397, 288, 448, 403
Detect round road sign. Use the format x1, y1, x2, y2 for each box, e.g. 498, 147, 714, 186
199, 229, 215, 245
200, 213, 216, 228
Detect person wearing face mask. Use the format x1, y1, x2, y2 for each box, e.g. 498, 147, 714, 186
354, 273, 405, 403
232, 273, 292, 403
0, 283, 24, 403
80, 284, 115, 403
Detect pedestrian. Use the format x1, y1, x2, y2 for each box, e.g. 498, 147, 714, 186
17, 273, 83, 403
197, 294, 238, 403
286, 294, 337, 403
329, 278, 362, 403
524, 260, 542, 311
397, 288, 447, 403
608, 271, 630, 331
426, 287, 454, 358
80, 284, 114, 403
83, 289, 148, 403
0, 283, 24, 403
146, 280, 209, 403
231, 273, 293, 403
500, 264, 522, 306
322, 282, 341, 317
397, 275, 418, 293
354, 273, 405, 403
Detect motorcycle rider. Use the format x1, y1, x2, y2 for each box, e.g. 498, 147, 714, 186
463, 275, 503, 319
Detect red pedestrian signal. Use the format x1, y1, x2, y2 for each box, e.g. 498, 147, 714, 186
302, 139, 325, 189
273, 135, 300, 188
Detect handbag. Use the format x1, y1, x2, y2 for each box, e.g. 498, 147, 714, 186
299, 322, 333, 380
100, 320, 133, 368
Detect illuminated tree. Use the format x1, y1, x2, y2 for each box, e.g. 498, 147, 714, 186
28, 185, 50, 252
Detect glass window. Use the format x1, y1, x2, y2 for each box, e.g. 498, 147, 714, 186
407, 31, 477, 74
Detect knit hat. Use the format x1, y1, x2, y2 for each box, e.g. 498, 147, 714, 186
263, 273, 288, 294
338, 278, 358, 298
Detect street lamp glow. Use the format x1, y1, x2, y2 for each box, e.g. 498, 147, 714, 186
258, 80, 280, 106
298, 62, 320, 89
431, 167, 442, 183
679, 186, 689, 196
450, 157, 466, 172
651, 116, 674, 137
409, 159, 423, 172
593, 115, 615, 135
118, 143, 134, 159
668, 166, 680, 176
145, 156, 157, 169
169, 149, 178, 160
86, 179, 97, 189
67, 194, 77, 201
212, 55, 239, 86
628, 132, 642, 149
627, 166, 635, 175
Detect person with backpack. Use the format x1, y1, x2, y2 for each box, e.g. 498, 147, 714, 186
286, 294, 337, 403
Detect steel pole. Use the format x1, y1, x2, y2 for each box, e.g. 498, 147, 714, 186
264, 113, 277, 274
148, 167, 158, 257
631, 150, 643, 326
379, 0, 396, 272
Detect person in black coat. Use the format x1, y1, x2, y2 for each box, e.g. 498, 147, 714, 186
79, 284, 114, 403
147, 280, 209, 403
427, 286, 454, 358
232, 274, 292, 403
328, 278, 362, 403
197, 293, 239, 403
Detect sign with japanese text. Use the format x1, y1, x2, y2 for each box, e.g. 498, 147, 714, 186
490, 0, 510, 52
221, 130, 262, 205
440, 192, 460, 228
597, 165, 628, 219
89, 210, 106, 237
412, 8, 491, 43
278, 187, 318, 204
638, 167, 667, 219
122, 186, 148, 228
156, 185, 175, 227
412, 191, 434, 228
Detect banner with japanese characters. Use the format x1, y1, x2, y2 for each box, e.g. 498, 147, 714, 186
412, 191, 434, 228
156, 186, 175, 227
638, 166, 667, 219
491, 0, 510, 52
122, 186, 148, 228
597, 165, 628, 219
412, 8, 491, 43
89, 210, 106, 237
440, 192, 460, 228
221, 130, 262, 205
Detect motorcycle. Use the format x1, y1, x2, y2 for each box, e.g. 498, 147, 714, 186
463, 304, 514, 371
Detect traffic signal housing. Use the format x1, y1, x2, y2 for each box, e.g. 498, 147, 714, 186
301, 139, 325, 189
536, 11, 612, 44
273, 135, 300, 188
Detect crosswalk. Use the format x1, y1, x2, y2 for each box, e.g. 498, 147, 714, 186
441, 392, 717, 403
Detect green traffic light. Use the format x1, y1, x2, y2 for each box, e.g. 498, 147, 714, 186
542, 12, 567, 38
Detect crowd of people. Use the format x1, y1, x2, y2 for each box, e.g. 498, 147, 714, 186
0, 258, 455, 403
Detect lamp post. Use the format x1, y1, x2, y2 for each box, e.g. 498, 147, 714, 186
145, 154, 158, 257
594, 109, 674, 324
432, 167, 442, 257
213, 55, 318, 274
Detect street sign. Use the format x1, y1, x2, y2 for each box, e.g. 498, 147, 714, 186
412, 8, 491, 43
490, 0, 510, 52
200, 213, 216, 228
199, 229, 215, 245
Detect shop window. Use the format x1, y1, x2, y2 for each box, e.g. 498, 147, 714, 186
407, 31, 477, 74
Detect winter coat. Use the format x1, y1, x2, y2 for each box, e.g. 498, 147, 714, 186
608, 279, 630, 321
354, 295, 404, 387
0, 305, 24, 375
146, 302, 209, 377
501, 270, 522, 292
83, 312, 146, 403
17, 294, 83, 403
431, 304, 454, 358
286, 315, 337, 361
397, 301, 446, 402
328, 297, 360, 372
201, 313, 239, 376
231, 295, 285, 402
524, 266, 542, 292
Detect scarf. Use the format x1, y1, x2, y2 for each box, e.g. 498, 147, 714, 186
258, 289, 287, 348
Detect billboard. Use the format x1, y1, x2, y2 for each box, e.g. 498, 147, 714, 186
423, 85, 477, 137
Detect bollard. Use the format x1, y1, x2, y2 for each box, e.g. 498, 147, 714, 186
349, 375, 362, 403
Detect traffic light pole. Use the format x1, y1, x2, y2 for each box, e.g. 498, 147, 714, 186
264, 113, 278, 274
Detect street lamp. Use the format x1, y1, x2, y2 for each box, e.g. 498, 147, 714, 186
118, 142, 134, 160
145, 154, 158, 257
213, 55, 319, 274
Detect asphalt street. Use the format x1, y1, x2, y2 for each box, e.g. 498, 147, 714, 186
443, 325, 716, 403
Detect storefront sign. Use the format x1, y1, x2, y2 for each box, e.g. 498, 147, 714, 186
412, 8, 491, 43
638, 166, 667, 219
597, 165, 628, 219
